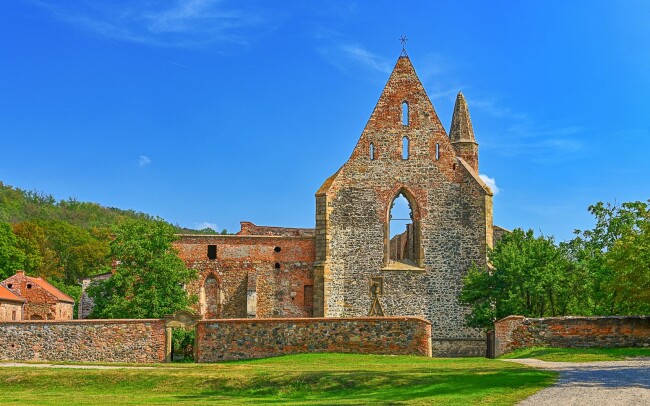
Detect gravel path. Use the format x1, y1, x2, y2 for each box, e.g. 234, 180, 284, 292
505, 358, 650, 405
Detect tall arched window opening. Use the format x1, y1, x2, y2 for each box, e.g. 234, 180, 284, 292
388, 192, 417, 265
435, 143, 440, 161
370, 142, 375, 160
402, 137, 409, 160
202, 274, 220, 319
402, 102, 409, 126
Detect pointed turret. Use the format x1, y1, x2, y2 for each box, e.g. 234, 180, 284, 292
450, 91, 479, 172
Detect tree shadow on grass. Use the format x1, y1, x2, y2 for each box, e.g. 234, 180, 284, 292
175, 366, 556, 404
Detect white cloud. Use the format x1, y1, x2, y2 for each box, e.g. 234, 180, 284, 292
479, 174, 499, 195
340, 44, 391, 73
318, 43, 391, 74
32, 0, 272, 48
195, 221, 219, 231
138, 155, 151, 166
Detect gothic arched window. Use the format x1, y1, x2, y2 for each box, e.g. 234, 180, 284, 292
386, 190, 420, 267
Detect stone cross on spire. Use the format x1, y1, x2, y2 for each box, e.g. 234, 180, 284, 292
399, 35, 408, 57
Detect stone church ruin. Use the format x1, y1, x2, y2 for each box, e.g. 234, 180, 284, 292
82, 54, 501, 356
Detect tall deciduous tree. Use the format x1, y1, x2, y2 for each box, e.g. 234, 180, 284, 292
0, 222, 24, 280
603, 201, 650, 314
88, 218, 197, 319
12, 221, 59, 279
459, 229, 578, 330
567, 200, 650, 314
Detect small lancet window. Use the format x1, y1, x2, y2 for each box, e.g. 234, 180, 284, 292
402, 137, 409, 160
402, 102, 409, 126
370, 142, 375, 160
435, 143, 440, 161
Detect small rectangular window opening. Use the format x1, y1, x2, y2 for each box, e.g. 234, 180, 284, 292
370, 142, 375, 160
435, 143, 440, 160
12, 310, 17, 321
207, 245, 217, 260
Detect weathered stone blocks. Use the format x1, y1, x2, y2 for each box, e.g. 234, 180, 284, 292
494, 316, 650, 356
195, 317, 432, 362
0, 319, 166, 363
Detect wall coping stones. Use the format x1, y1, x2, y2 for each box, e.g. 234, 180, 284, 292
0, 318, 164, 325
198, 316, 431, 325
175, 234, 314, 240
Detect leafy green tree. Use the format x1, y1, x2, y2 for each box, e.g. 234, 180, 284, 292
603, 202, 650, 314
567, 200, 650, 314
88, 218, 197, 319
0, 222, 25, 280
37, 220, 110, 284
12, 221, 59, 278
459, 229, 577, 330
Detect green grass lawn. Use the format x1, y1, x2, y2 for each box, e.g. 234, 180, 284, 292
0, 354, 556, 405
499, 346, 650, 362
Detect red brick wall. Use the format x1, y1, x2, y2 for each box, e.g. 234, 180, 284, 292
174, 235, 315, 319
494, 315, 650, 356
195, 317, 432, 362
0, 319, 166, 363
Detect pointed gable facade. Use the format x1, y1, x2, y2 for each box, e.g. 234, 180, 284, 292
314, 56, 493, 355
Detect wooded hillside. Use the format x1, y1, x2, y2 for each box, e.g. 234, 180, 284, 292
0, 181, 218, 311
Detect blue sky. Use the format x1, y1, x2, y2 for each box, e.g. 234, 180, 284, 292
1, 1, 649, 241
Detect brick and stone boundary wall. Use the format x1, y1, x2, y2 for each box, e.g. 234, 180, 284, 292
0, 319, 166, 363
196, 317, 432, 362
494, 315, 650, 356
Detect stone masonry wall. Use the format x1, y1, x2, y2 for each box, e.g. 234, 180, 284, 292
175, 234, 315, 319
196, 317, 432, 362
494, 315, 650, 356
0, 319, 166, 363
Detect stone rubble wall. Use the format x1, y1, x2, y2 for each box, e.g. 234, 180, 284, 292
431, 337, 486, 357
237, 222, 315, 237
494, 315, 650, 356
0, 319, 166, 363
195, 317, 432, 362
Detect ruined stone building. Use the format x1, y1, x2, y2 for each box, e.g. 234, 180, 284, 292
2, 271, 74, 320
173, 55, 496, 356
82, 54, 499, 355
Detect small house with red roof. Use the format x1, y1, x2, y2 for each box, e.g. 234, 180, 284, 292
1, 271, 74, 320
0, 284, 25, 321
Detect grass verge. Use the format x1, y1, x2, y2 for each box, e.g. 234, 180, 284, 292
0, 353, 555, 405
499, 346, 650, 362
